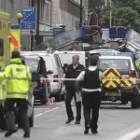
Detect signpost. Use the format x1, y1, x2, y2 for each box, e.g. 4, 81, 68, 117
53, 27, 65, 37
21, 7, 37, 50
21, 7, 37, 31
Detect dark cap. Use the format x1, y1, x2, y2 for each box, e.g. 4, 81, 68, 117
89, 55, 99, 66
11, 51, 20, 58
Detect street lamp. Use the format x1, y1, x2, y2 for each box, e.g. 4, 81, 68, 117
110, 0, 112, 27
16, 13, 22, 51
16, 13, 22, 24
80, 0, 82, 27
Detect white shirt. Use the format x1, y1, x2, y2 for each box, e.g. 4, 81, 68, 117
73, 64, 78, 69
77, 66, 102, 92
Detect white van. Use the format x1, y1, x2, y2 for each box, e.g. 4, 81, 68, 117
21, 51, 64, 102
54, 51, 86, 67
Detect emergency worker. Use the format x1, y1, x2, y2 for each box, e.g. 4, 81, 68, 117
0, 51, 31, 138
64, 55, 85, 124
77, 55, 102, 134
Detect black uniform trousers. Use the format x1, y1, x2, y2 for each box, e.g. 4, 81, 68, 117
65, 89, 81, 121
4, 98, 30, 134
82, 91, 101, 131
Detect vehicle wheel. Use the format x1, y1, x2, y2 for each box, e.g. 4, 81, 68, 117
41, 87, 48, 105
121, 99, 128, 105
17, 111, 22, 128
55, 86, 62, 102
61, 94, 65, 101
131, 96, 139, 109
18, 119, 22, 128
29, 111, 34, 127
41, 98, 47, 105
55, 93, 61, 102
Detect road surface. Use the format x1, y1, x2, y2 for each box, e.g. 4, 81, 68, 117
0, 101, 140, 140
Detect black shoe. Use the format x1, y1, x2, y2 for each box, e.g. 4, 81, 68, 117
91, 130, 98, 134
5, 129, 17, 137
84, 126, 90, 134
75, 120, 80, 124
23, 132, 30, 138
65, 118, 74, 124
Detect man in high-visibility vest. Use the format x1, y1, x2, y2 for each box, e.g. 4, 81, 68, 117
0, 51, 31, 138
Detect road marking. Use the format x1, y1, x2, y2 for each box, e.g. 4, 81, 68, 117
116, 127, 140, 140
34, 107, 60, 118
35, 107, 52, 110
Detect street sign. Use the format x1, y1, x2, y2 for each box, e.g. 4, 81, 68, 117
53, 27, 65, 37
21, 7, 37, 30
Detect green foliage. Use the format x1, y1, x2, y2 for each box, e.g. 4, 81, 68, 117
101, 0, 140, 32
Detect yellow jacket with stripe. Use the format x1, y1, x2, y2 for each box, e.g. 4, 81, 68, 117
0, 58, 32, 99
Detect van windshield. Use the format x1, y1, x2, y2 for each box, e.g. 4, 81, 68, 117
25, 58, 39, 73
98, 59, 130, 70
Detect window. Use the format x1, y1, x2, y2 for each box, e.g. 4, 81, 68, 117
44, 1, 51, 24
98, 59, 130, 70
40, 0, 45, 22
25, 58, 39, 73
0, 39, 4, 56
40, 0, 51, 24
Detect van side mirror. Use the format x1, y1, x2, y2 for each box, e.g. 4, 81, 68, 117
47, 70, 53, 75
63, 63, 68, 73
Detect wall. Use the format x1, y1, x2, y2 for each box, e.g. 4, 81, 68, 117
52, 0, 80, 30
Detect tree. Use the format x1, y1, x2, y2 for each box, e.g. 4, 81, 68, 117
101, 0, 140, 32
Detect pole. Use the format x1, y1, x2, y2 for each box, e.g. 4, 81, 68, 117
80, 0, 82, 27
110, 0, 112, 27
31, 0, 34, 51
36, 0, 40, 46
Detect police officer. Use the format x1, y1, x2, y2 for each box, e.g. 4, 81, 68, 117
65, 55, 84, 124
0, 51, 31, 138
77, 55, 102, 134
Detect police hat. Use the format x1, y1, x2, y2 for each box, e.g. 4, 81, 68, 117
89, 55, 99, 66
11, 51, 21, 58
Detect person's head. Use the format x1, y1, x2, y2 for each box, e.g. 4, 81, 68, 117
72, 55, 79, 66
89, 55, 99, 66
11, 51, 21, 59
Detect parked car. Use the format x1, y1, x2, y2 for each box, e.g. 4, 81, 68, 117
22, 54, 51, 104
22, 51, 64, 102
94, 52, 140, 109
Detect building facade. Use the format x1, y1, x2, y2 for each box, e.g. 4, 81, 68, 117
0, 0, 85, 50
0, 0, 52, 50
52, 0, 82, 30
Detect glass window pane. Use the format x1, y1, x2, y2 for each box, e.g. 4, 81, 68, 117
25, 58, 39, 72
99, 59, 130, 70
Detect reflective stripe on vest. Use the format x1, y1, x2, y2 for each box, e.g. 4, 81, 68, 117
7, 92, 27, 95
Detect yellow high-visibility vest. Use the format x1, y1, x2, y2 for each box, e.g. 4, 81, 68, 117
0, 58, 32, 99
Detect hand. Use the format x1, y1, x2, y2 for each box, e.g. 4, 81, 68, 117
28, 89, 33, 95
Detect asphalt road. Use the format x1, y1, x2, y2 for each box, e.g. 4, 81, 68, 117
0, 101, 140, 140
